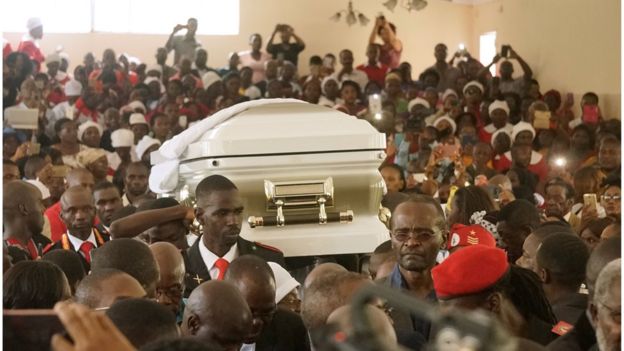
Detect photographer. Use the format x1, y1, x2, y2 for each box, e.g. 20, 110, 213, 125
267, 24, 306, 67
165, 18, 201, 65
368, 16, 403, 69
479, 45, 533, 97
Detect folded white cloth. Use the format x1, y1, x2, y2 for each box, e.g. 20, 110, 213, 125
149, 98, 304, 193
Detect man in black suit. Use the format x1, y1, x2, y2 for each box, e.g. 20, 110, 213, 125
43, 186, 110, 271
184, 174, 285, 297
226, 255, 310, 351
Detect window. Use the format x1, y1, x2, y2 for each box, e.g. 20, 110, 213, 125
479, 31, 497, 76
2, 0, 239, 35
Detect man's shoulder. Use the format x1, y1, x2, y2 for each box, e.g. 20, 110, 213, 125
238, 237, 285, 263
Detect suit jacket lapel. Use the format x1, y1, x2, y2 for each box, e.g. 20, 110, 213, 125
187, 237, 211, 282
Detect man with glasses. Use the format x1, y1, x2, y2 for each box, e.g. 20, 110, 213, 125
226, 255, 310, 351
590, 259, 620, 351
379, 195, 448, 340
150, 242, 186, 321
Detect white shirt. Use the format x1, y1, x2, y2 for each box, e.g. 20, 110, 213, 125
198, 240, 239, 280
240, 343, 256, 351
67, 230, 97, 251
331, 70, 369, 92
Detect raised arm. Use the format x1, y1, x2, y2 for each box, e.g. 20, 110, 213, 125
382, 21, 402, 52
369, 17, 382, 44
509, 47, 533, 80
477, 54, 501, 79
109, 205, 192, 239
289, 26, 306, 49
266, 24, 280, 51
165, 24, 185, 52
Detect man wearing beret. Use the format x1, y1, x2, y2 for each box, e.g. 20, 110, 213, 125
379, 195, 448, 341
432, 245, 559, 345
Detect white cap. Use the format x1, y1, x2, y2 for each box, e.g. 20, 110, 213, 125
463, 81, 484, 95
26, 17, 42, 31
111, 128, 135, 148
433, 115, 457, 134
135, 135, 161, 160
488, 100, 510, 115
442, 88, 458, 101
202, 71, 221, 89
511, 121, 536, 142
491, 129, 511, 147
144, 76, 164, 94
321, 76, 339, 95
45, 53, 61, 64
407, 97, 431, 112
77, 121, 103, 141
129, 113, 148, 125
127, 100, 147, 113
268, 262, 300, 304
64, 80, 83, 96
25, 179, 50, 200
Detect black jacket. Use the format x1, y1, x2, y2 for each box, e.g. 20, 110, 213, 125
255, 307, 310, 351
183, 236, 285, 297
42, 228, 110, 272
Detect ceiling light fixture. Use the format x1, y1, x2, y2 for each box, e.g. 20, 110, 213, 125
383, 0, 428, 12
330, 1, 370, 26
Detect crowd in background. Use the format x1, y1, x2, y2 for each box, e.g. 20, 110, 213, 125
2, 16, 622, 351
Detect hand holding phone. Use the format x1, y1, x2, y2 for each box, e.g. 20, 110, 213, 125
583, 193, 598, 212
501, 45, 510, 58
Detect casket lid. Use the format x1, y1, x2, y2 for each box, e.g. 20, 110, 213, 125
181, 102, 386, 161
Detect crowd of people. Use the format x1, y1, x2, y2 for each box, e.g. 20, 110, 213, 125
2, 15, 622, 351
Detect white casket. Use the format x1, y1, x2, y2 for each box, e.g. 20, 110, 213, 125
150, 101, 389, 257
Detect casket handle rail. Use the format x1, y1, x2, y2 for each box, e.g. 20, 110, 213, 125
248, 210, 354, 228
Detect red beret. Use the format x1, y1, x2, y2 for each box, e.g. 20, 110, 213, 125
446, 224, 496, 250
432, 245, 509, 299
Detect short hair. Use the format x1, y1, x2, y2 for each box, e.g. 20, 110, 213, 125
581, 91, 599, 104
391, 194, 447, 232
195, 174, 238, 201
74, 268, 127, 308
450, 186, 498, 225
373, 240, 392, 255
340, 80, 362, 96
140, 338, 222, 351
594, 259, 621, 305
93, 180, 118, 193
505, 266, 556, 325
379, 163, 406, 192
150, 112, 168, 127
225, 255, 275, 285
580, 217, 616, 238
532, 221, 575, 240
544, 177, 575, 200
602, 172, 621, 189
309, 55, 323, 65
571, 124, 595, 148
41, 250, 86, 294
301, 271, 368, 331
586, 237, 621, 298
537, 233, 589, 289
106, 298, 178, 349
91, 238, 159, 294
24, 155, 46, 179
110, 205, 137, 222
3, 261, 68, 309
377, 22, 397, 35
222, 71, 240, 83
498, 199, 540, 230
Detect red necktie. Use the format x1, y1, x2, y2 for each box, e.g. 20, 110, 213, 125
79, 241, 95, 264
214, 258, 229, 280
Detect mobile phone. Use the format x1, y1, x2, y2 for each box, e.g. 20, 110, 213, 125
4, 309, 67, 351
584, 193, 598, 212
179, 115, 188, 128
501, 45, 510, 58
52, 165, 68, 178
369, 94, 382, 120
582, 105, 600, 124
533, 110, 551, 130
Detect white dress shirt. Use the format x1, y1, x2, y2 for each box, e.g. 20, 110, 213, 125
67, 230, 97, 251
198, 240, 239, 280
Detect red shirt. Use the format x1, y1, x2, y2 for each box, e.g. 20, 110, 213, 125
74, 98, 100, 122
494, 151, 548, 182
17, 39, 45, 72
3, 41, 12, 59
356, 63, 389, 87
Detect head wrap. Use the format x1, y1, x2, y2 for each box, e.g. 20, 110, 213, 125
135, 135, 161, 160
45, 53, 61, 64
127, 101, 147, 114
511, 121, 536, 142
64, 80, 83, 96
490, 129, 511, 147
77, 121, 103, 142
26, 18, 42, 31
129, 113, 148, 126
462, 81, 484, 95
268, 262, 300, 304
385, 72, 402, 83
488, 100, 510, 115
77, 148, 108, 167
407, 97, 431, 112
433, 115, 457, 134
442, 89, 458, 101
202, 71, 221, 89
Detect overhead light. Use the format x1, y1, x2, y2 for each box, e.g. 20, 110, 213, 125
329, 0, 370, 26
383, 0, 398, 11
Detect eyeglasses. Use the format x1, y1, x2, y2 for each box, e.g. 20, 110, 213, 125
601, 194, 621, 202
156, 285, 183, 300
392, 229, 440, 243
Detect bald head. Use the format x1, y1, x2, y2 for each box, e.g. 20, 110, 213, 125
149, 242, 185, 315
60, 186, 94, 209
66, 168, 95, 191
74, 268, 146, 309
304, 263, 347, 289
3, 180, 41, 213
182, 281, 252, 350
327, 305, 397, 348
3, 180, 45, 241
